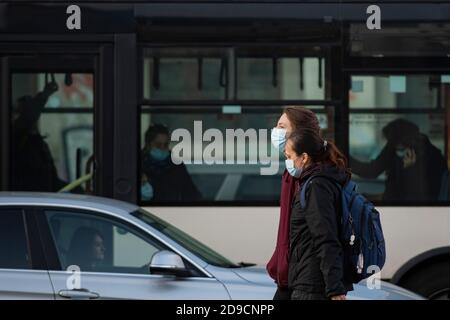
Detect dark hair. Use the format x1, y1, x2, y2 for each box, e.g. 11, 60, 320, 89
283, 106, 321, 135
67, 227, 104, 270
144, 123, 169, 146
15, 95, 33, 114
382, 119, 420, 147
287, 128, 349, 172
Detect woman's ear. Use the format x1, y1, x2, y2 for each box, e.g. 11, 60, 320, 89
302, 153, 310, 167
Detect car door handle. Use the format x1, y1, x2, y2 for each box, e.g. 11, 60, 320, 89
58, 288, 100, 300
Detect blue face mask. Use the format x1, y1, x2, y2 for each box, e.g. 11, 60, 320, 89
285, 159, 302, 178
141, 183, 154, 201
271, 127, 287, 150
150, 148, 170, 161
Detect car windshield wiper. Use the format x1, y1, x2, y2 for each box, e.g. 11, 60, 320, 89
237, 262, 257, 268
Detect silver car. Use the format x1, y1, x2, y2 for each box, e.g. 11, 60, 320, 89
0, 192, 423, 300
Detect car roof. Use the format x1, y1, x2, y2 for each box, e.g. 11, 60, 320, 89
0, 192, 215, 273
0, 192, 139, 216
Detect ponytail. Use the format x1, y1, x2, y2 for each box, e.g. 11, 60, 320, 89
319, 140, 348, 171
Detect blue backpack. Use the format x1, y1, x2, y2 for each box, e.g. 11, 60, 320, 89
300, 176, 386, 283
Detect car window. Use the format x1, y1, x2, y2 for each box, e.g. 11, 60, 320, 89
0, 209, 31, 269
132, 208, 239, 268
45, 210, 168, 275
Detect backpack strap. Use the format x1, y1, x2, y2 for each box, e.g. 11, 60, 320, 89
343, 180, 357, 194
299, 175, 342, 210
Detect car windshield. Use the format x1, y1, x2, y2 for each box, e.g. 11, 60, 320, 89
131, 208, 240, 268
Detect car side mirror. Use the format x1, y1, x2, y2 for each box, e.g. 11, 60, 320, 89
149, 250, 191, 277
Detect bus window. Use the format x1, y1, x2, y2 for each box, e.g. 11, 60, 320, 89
350, 75, 440, 109
237, 56, 325, 100
143, 48, 228, 100
139, 106, 334, 204
139, 46, 334, 204
349, 74, 449, 203
10, 73, 94, 194
348, 22, 450, 58
142, 47, 327, 101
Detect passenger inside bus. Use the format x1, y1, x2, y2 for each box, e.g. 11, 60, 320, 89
141, 123, 202, 202
350, 118, 447, 202
11, 80, 72, 192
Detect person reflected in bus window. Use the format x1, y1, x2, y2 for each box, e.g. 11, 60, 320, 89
267, 106, 322, 300
141, 124, 202, 202
11, 80, 69, 192
67, 227, 106, 272
350, 118, 446, 202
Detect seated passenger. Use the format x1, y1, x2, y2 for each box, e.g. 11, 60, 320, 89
141, 124, 202, 202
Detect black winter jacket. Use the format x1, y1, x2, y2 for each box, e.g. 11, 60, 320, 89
288, 163, 353, 298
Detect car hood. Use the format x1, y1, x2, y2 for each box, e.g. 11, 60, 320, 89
353, 279, 425, 300
231, 266, 275, 286
231, 266, 424, 300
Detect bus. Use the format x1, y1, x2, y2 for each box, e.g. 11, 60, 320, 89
1, 1, 450, 299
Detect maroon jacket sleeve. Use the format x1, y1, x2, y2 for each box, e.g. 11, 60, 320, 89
266, 170, 296, 288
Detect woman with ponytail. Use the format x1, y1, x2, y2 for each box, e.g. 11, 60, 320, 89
267, 106, 321, 300
285, 128, 353, 300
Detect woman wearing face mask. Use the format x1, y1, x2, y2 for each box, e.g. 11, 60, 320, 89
141, 124, 202, 202
285, 128, 352, 300
267, 106, 321, 300
350, 118, 446, 202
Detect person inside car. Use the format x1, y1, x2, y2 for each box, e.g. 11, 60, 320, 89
67, 227, 106, 272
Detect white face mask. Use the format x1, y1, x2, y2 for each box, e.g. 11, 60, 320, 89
285, 159, 302, 178
271, 127, 287, 150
